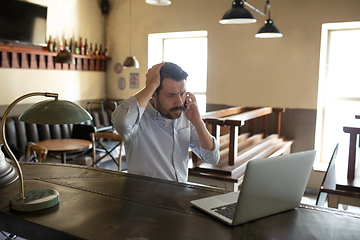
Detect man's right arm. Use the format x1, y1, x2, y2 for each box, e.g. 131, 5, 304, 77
111, 63, 164, 141
111, 96, 143, 142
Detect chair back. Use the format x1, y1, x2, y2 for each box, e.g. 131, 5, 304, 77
315, 143, 339, 206
26, 144, 48, 162
90, 132, 123, 171
71, 124, 96, 141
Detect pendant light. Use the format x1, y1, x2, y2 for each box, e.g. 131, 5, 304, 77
55, 49, 75, 64
146, 0, 171, 6
55, 0, 75, 64
219, 0, 256, 24
123, 0, 139, 68
255, 1, 283, 38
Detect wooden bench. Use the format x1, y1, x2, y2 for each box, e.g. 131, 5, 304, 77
188, 106, 294, 191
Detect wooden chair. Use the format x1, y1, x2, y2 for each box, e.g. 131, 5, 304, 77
316, 143, 339, 206
188, 106, 293, 191
90, 132, 123, 171
316, 143, 360, 209
25, 144, 48, 162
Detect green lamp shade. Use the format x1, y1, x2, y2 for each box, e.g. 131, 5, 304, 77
19, 99, 92, 124
219, 0, 256, 24
255, 19, 283, 38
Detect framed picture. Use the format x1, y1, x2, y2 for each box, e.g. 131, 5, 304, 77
114, 63, 123, 74
118, 77, 126, 90
130, 73, 139, 89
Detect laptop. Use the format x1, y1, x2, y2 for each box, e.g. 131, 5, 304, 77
191, 150, 316, 226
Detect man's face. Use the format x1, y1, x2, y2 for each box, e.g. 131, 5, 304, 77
152, 77, 186, 119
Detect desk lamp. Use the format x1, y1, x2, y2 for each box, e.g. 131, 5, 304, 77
0, 92, 92, 211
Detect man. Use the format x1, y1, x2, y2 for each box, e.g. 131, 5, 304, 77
112, 62, 219, 182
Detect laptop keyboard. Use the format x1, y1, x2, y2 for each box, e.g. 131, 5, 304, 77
211, 202, 236, 220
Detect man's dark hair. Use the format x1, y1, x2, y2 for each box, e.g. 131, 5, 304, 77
155, 62, 188, 94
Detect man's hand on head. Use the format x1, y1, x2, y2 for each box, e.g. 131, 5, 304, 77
145, 62, 164, 92
135, 62, 164, 108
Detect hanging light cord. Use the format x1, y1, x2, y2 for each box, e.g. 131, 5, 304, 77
264, 0, 271, 19
129, 0, 132, 56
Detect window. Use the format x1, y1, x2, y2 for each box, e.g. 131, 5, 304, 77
148, 31, 208, 114
315, 22, 360, 170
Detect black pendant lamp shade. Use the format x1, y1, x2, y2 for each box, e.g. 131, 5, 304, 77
55, 49, 75, 64
255, 19, 283, 38
219, 0, 256, 24
255, 1, 283, 38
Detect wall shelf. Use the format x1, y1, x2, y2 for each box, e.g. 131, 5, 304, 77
0, 43, 110, 72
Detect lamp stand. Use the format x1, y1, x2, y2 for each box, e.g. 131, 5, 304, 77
1, 92, 60, 211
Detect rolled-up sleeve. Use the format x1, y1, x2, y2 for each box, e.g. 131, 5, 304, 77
189, 123, 220, 165
198, 136, 220, 164
111, 96, 145, 142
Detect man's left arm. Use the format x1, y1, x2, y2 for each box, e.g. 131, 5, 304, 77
185, 93, 219, 164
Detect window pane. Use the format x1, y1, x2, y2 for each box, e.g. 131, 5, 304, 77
318, 26, 360, 164
194, 94, 206, 115
163, 37, 208, 93
322, 100, 360, 163
326, 30, 360, 98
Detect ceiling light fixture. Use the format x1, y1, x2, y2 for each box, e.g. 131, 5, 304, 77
220, 0, 283, 38
145, 0, 171, 6
124, 0, 139, 68
255, 1, 283, 38
0, 92, 92, 211
219, 0, 256, 24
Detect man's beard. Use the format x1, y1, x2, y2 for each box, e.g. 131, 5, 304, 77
156, 101, 185, 119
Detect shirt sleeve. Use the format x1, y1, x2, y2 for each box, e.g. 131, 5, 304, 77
189, 123, 220, 165
111, 96, 145, 142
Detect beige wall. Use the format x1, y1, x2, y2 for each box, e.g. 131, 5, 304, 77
106, 0, 360, 109
0, 0, 106, 106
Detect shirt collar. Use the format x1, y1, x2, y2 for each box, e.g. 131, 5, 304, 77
146, 100, 179, 125
146, 100, 164, 121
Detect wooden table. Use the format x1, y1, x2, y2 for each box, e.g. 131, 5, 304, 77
1, 163, 360, 240
36, 139, 92, 164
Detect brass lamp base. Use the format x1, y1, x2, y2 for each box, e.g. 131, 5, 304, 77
10, 189, 60, 212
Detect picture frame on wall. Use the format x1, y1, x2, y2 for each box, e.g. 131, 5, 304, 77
130, 73, 139, 89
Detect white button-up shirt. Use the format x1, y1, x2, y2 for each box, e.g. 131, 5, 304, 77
112, 96, 219, 182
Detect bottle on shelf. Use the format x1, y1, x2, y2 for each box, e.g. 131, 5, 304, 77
59, 39, 64, 51
89, 43, 93, 56
69, 38, 74, 53
64, 39, 70, 52
84, 39, 89, 55
75, 41, 79, 54
104, 44, 108, 57
47, 36, 53, 52
99, 44, 103, 56
94, 43, 98, 56
79, 37, 84, 55
53, 38, 57, 52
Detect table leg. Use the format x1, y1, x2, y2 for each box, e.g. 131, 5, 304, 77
343, 126, 360, 183
347, 132, 357, 182
62, 153, 67, 164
